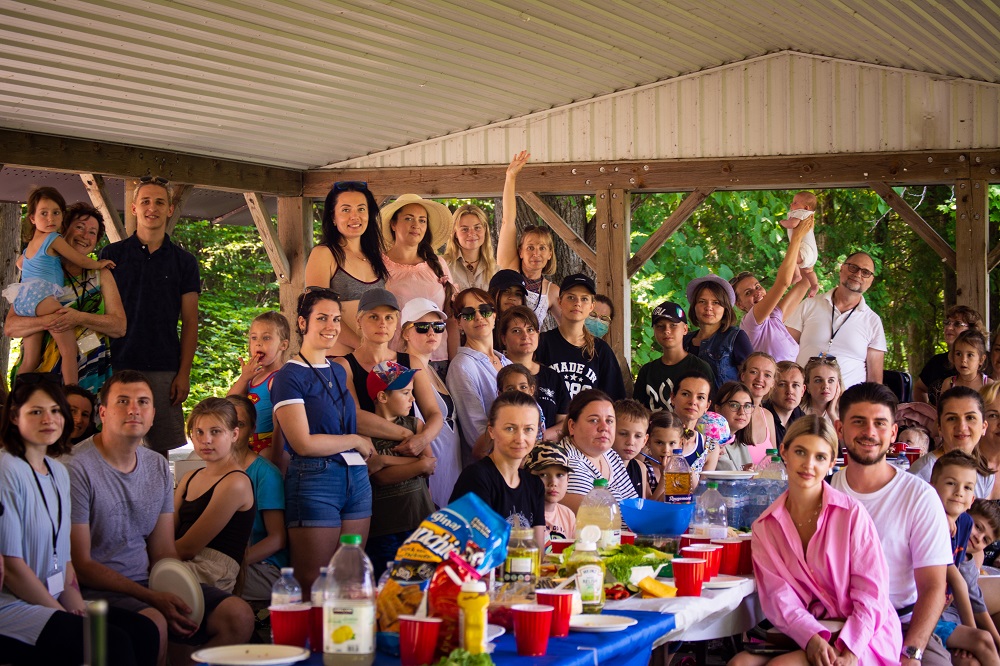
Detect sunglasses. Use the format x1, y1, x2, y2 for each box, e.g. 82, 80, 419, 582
138, 175, 169, 186
809, 354, 838, 363
410, 321, 446, 334
332, 180, 368, 191
724, 401, 754, 413
458, 305, 495, 321
843, 262, 875, 279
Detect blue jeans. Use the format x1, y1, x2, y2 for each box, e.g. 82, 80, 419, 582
285, 455, 372, 528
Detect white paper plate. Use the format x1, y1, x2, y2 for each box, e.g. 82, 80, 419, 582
191, 644, 309, 665
659, 574, 745, 589
700, 470, 756, 480
149, 557, 205, 625
569, 614, 639, 632
487, 623, 505, 641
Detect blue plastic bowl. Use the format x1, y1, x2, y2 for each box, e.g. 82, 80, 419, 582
620, 498, 695, 536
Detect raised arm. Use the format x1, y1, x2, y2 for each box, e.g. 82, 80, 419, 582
497, 151, 530, 269
751, 216, 814, 324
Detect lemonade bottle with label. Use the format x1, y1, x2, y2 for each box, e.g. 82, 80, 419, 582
324, 534, 375, 665
575, 478, 621, 550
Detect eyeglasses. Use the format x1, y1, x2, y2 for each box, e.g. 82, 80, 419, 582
138, 176, 169, 186
945, 320, 971, 329
724, 401, 754, 413
589, 313, 612, 324
409, 321, 446, 334
332, 181, 368, 191
458, 305, 495, 321
843, 262, 875, 279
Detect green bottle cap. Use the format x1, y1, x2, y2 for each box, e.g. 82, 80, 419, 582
593, 478, 609, 488
340, 534, 362, 545
707, 481, 718, 489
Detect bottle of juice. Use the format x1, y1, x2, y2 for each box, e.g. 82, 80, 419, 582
323, 535, 375, 666
575, 478, 621, 550
567, 524, 605, 614
662, 446, 692, 503
457, 580, 489, 654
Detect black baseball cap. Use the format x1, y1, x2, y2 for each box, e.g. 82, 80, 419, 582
489, 269, 526, 293
651, 301, 687, 324
559, 273, 596, 295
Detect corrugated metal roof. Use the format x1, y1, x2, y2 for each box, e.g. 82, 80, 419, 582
1, 0, 999, 170
331, 52, 1000, 168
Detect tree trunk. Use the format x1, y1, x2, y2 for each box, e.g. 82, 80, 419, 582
493, 194, 594, 284
0, 202, 20, 393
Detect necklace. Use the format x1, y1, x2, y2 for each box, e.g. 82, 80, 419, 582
792, 504, 822, 528
463, 256, 479, 273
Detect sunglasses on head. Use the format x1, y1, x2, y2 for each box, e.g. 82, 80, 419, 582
458, 305, 495, 321
410, 321, 446, 334
332, 180, 368, 191
809, 353, 838, 363
304, 286, 341, 300
138, 175, 169, 186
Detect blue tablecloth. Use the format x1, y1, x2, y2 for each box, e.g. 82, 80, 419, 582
371, 610, 676, 666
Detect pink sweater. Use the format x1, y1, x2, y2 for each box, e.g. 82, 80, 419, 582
384, 255, 452, 363
751, 485, 902, 664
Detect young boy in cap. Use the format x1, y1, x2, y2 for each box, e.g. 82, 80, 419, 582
365, 360, 436, 579
525, 441, 577, 542
633, 301, 715, 412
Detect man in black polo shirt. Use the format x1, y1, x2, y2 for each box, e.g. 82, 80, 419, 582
100, 177, 200, 455
763, 360, 806, 448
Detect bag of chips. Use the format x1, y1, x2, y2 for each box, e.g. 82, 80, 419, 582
376, 493, 510, 633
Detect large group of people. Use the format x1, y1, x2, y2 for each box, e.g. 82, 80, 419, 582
2, 156, 1000, 666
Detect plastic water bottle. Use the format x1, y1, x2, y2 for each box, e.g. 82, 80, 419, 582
759, 455, 787, 481
889, 442, 910, 471
271, 567, 302, 605
754, 449, 779, 474
662, 446, 693, 503
575, 478, 621, 550
324, 535, 376, 665
693, 481, 728, 539
720, 480, 749, 530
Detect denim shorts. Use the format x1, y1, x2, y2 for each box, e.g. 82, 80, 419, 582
285, 455, 372, 528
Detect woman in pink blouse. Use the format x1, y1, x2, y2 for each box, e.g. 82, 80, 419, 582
381, 194, 457, 370
732, 416, 901, 666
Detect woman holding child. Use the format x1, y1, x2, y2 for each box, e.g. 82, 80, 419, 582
731, 416, 901, 666
305, 181, 390, 357
271, 290, 375, 596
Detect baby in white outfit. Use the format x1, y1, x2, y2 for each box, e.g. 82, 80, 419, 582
779, 191, 819, 297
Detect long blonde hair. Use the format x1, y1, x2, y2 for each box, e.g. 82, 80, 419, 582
443, 205, 497, 276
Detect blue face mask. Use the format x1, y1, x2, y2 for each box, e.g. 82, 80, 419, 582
585, 316, 610, 338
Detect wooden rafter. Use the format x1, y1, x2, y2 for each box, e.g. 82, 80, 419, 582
988, 245, 1000, 272
305, 150, 1000, 198
627, 187, 714, 277
165, 184, 194, 235
80, 174, 126, 242
595, 189, 633, 379
519, 191, 597, 270
244, 193, 291, 284
955, 179, 990, 331
868, 182, 956, 269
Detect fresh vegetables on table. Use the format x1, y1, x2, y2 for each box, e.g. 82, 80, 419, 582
600, 544, 673, 584
433, 648, 494, 666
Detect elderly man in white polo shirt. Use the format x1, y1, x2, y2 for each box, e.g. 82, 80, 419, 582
786, 251, 886, 387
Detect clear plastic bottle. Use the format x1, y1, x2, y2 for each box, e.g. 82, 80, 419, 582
575, 478, 621, 550
759, 455, 787, 481
567, 525, 606, 614
693, 481, 728, 539
662, 446, 693, 503
323, 535, 376, 666
271, 567, 302, 605
889, 442, 910, 471
753, 449, 779, 475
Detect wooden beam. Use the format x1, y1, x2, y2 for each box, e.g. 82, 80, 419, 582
595, 189, 633, 385
520, 191, 597, 270
305, 150, 1000, 197
955, 179, 990, 331
988, 244, 1000, 273
80, 173, 126, 242
124, 178, 138, 236
628, 187, 714, 277
869, 181, 957, 269
1, 129, 302, 196
244, 193, 291, 284
165, 184, 194, 235
277, 197, 312, 354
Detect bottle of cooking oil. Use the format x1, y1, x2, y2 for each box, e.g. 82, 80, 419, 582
662, 446, 693, 503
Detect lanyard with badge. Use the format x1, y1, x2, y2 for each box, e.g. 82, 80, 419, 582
30, 460, 65, 596
828, 288, 858, 353
297, 353, 366, 466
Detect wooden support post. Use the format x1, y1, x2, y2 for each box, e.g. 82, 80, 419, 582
244, 193, 291, 284
277, 197, 312, 354
869, 182, 957, 269
166, 184, 194, 235
520, 191, 598, 270
595, 188, 633, 385
124, 178, 138, 236
954, 179, 990, 331
80, 174, 127, 242
628, 187, 714, 277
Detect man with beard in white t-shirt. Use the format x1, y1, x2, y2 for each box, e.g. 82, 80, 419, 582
830, 382, 957, 666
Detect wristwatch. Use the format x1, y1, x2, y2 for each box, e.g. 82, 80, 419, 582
901, 646, 923, 661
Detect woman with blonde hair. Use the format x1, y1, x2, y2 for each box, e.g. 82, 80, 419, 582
802, 355, 843, 424
443, 204, 497, 292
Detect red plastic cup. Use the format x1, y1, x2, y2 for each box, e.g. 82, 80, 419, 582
511, 604, 553, 656
535, 590, 574, 638
738, 534, 754, 575
399, 615, 443, 666
905, 447, 922, 464
711, 538, 743, 575
621, 531, 636, 545
671, 558, 706, 597
679, 533, 712, 549
549, 538, 574, 554
270, 603, 311, 648
682, 545, 722, 579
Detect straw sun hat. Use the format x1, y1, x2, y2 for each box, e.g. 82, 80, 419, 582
380, 194, 453, 250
